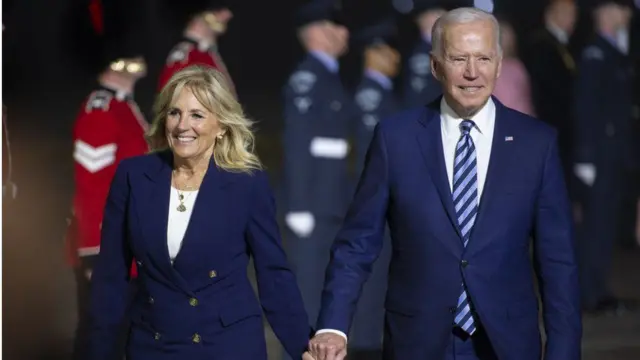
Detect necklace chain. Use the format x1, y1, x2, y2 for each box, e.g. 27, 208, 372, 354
173, 170, 204, 212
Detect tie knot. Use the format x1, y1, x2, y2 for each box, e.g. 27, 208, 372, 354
460, 120, 475, 135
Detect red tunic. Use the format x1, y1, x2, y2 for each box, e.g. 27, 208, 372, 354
66, 86, 148, 277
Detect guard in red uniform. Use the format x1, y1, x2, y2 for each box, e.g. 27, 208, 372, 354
158, 0, 235, 93
68, 1, 149, 357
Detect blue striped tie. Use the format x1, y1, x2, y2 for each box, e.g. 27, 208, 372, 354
452, 119, 478, 335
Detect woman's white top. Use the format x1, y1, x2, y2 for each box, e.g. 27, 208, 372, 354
167, 186, 199, 264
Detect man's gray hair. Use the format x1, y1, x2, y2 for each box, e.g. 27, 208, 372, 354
431, 7, 502, 59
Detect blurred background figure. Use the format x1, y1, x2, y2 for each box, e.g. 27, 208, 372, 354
2, 105, 17, 201
66, 1, 150, 358
347, 3, 399, 358
280, 1, 351, 358
572, 0, 637, 316
526, 0, 577, 191
400, 0, 446, 108
158, 0, 235, 94
492, 16, 536, 116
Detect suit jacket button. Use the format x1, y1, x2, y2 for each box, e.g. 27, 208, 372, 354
154, 333, 161, 341
449, 307, 456, 313
192, 333, 201, 343
209, 270, 217, 278
189, 298, 199, 306
461, 260, 469, 268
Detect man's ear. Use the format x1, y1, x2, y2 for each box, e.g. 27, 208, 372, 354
430, 53, 440, 81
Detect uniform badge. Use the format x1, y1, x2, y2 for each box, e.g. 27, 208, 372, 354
289, 71, 317, 94
294, 97, 312, 113
582, 46, 604, 61
356, 88, 381, 112
362, 114, 378, 129
167, 42, 194, 65
85, 90, 113, 113
410, 53, 431, 76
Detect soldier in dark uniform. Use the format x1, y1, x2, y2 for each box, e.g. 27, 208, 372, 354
348, 9, 401, 359
158, 0, 235, 94
401, 1, 446, 108
526, 0, 578, 190
572, 0, 637, 315
281, 1, 351, 357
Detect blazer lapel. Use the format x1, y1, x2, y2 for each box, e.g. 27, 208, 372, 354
170, 161, 233, 277
415, 104, 463, 249
138, 151, 193, 293
467, 99, 515, 256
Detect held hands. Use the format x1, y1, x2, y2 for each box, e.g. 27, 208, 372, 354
306, 333, 347, 360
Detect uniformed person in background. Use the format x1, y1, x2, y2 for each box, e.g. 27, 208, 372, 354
67, 2, 149, 357
281, 1, 350, 357
348, 7, 401, 359
158, 0, 235, 94
526, 0, 578, 189
572, 0, 638, 315
401, 0, 446, 108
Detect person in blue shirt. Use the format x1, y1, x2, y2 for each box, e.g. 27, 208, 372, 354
281, 2, 352, 358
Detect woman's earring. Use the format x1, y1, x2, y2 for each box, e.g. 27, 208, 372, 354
216, 133, 223, 140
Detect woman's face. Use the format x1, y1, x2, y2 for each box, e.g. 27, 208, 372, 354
165, 87, 223, 161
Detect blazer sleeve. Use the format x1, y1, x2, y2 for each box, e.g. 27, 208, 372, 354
316, 123, 390, 334
87, 161, 134, 360
245, 171, 313, 358
533, 131, 582, 360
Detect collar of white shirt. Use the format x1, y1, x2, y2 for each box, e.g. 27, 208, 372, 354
440, 97, 496, 141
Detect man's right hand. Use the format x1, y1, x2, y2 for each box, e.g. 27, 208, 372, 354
308, 333, 347, 360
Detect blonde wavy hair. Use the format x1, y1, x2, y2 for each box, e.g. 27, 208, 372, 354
147, 66, 262, 173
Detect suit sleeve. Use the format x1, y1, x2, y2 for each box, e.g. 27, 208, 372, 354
245, 171, 313, 357
572, 47, 605, 164
73, 109, 119, 269
282, 74, 316, 213
316, 124, 390, 334
533, 131, 582, 360
87, 161, 133, 360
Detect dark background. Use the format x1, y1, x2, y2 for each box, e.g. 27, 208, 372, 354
2, 0, 640, 359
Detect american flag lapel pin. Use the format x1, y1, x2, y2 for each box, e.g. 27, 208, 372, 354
505, 136, 513, 142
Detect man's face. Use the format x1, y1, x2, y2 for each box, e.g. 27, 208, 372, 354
553, 1, 577, 34
431, 20, 501, 117
369, 44, 401, 77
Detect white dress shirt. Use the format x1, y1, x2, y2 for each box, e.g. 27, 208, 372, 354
315, 98, 497, 341
440, 97, 495, 199
167, 187, 199, 264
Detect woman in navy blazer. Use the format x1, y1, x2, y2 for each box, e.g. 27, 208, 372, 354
87, 66, 313, 360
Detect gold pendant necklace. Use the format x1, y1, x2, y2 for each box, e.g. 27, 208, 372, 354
172, 169, 204, 212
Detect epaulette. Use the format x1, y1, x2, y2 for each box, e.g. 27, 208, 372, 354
167, 42, 194, 66
85, 90, 113, 113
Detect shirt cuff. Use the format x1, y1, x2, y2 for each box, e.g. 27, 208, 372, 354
315, 329, 348, 343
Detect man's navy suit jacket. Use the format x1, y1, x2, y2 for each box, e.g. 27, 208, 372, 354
317, 97, 582, 359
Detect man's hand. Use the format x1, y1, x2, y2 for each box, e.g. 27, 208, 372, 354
85, 268, 93, 281
308, 333, 347, 360
302, 351, 316, 360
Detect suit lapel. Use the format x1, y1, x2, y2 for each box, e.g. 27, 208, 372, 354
171, 162, 233, 276
138, 151, 191, 292
415, 103, 463, 250
467, 99, 515, 256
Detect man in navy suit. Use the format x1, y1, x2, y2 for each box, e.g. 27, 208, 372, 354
305, 7, 581, 360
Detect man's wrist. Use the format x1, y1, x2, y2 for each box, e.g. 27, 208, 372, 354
315, 329, 348, 343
